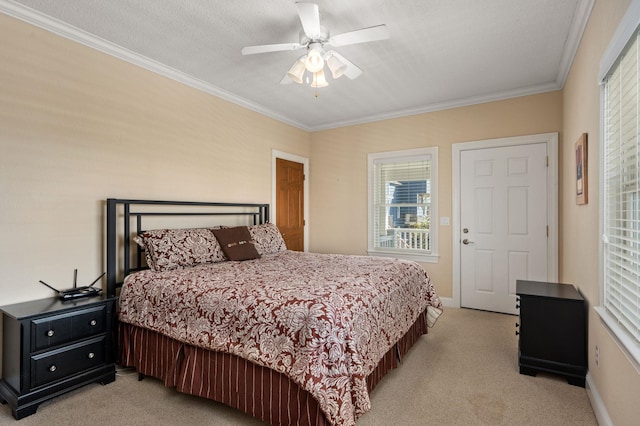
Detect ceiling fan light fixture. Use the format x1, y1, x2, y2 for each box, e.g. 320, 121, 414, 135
242, 3, 386, 88
311, 69, 329, 88
305, 44, 324, 72
287, 57, 306, 84
327, 54, 346, 79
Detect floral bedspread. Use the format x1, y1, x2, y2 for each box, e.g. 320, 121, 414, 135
119, 251, 442, 425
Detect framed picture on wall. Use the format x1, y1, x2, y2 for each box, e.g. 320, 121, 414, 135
575, 133, 588, 205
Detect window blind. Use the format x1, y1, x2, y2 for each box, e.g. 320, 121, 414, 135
602, 30, 640, 348
372, 156, 432, 253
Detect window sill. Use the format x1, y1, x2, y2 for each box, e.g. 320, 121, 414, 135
367, 250, 439, 263
594, 306, 640, 369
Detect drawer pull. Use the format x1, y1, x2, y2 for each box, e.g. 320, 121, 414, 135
49, 365, 57, 372
90, 319, 97, 326
88, 352, 95, 359
47, 329, 55, 337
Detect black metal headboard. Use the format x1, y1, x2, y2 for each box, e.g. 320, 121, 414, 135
106, 199, 269, 298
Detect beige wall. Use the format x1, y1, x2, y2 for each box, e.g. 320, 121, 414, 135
309, 92, 563, 298
0, 13, 310, 309
562, 0, 640, 424
2, 1, 640, 423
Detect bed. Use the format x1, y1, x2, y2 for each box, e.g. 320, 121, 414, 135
106, 199, 442, 426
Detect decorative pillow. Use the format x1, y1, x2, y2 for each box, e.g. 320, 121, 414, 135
212, 226, 260, 261
134, 228, 225, 272
248, 222, 287, 255
133, 235, 157, 270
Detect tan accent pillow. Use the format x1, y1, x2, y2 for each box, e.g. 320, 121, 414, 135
212, 226, 260, 261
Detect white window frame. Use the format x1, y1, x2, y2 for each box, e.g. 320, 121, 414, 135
367, 147, 439, 263
596, 0, 640, 367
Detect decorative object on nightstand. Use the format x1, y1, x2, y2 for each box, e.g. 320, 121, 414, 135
515, 280, 586, 387
38, 269, 104, 300
0, 296, 116, 419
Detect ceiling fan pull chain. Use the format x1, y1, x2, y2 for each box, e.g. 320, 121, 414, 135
314, 71, 319, 98
240, 2, 388, 86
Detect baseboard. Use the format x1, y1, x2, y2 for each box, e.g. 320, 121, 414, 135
586, 372, 613, 426
439, 297, 457, 308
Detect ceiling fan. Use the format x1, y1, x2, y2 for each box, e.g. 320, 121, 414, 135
241, 2, 389, 89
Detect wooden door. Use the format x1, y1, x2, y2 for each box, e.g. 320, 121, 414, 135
460, 143, 549, 314
276, 158, 304, 251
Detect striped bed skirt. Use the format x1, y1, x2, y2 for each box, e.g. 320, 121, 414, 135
118, 310, 429, 425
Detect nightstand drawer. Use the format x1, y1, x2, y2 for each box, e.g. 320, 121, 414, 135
1, 296, 115, 419
31, 336, 106, 388
32, 305, 106, 351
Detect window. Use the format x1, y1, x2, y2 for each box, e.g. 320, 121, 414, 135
368, 147, 438, 262
598, 4, 640, 365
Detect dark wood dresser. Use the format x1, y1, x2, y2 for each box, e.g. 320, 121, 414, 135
516, 280, 586, 387
0, 296, 116, 419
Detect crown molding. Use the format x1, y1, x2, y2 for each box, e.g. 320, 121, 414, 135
1, 0, 589, 133
0, 0, 309, 131
555, 0, 595, 87
307, 82, 562, 132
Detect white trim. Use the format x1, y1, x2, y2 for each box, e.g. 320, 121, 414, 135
367, 147, 439, 262
556, 0, 595, 87
438, 297, 456, 308
0, 0, 308, 131
598, 9, 640, 370
0, 0, 593, 133
366, 251, 439, 264
599, 0, 640, 82
271, 150, 309, 252
586, 372, 614, 426
308, 1, 594, 132
309, 83, 561, 132
599, 78, 607, 326
594, 307, 640, 369
451, 133, 559, 309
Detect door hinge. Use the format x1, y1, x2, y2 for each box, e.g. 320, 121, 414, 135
546, 156, 549, 167
546, 226, 549, 237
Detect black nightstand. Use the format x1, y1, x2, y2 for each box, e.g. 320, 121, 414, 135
516, 280, 586, 387
0, 296, 116, 419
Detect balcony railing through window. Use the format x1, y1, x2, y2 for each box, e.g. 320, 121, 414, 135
378, 228, 430, 252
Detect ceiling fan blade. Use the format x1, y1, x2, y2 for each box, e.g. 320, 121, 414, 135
241, 43, 303, 55
296, 2, 321, 38
328, 51, 363, 80
327, 24, 389, 47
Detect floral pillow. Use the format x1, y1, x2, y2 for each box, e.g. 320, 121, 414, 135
248, 222, 287, 255
134, 228, 225, 272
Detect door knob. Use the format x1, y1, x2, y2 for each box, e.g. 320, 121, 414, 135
462, 238, 474, 245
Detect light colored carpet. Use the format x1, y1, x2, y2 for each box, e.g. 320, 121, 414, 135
0, 308, 597, 425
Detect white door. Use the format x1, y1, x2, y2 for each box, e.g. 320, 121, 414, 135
460, 143, 548, 314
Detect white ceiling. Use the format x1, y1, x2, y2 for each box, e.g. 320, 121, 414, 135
1, 0, 593, 131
